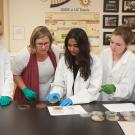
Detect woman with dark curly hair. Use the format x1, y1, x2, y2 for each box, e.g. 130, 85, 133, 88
47, 28, 102, 106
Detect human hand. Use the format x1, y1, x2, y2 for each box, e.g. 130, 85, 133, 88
22, 88, 37, 101
0, 96, 11, 106
101, 84, 116, 94
59, 98, 73, 106
46, 93, 60, 103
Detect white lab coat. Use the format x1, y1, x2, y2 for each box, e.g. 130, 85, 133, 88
0, 47, 13, 98
50, 54, 103, 104
99, 48, 135, 101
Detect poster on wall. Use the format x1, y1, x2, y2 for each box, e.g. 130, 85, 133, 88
40, 0, 100, 12
13, 26, 25, 40
45, 12, 100, 48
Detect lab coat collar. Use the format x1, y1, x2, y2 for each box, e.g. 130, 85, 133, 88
107, 48, 113, 70
111, 50, 130, 72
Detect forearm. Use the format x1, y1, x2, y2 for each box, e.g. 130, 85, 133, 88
13, 75, 26, 90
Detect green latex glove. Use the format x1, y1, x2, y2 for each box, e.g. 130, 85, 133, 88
101, 84, 116, 94
0, 96, 11, 106
22, 88, 37, 101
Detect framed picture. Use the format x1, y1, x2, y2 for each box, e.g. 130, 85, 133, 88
103, 15, 119, 28
122, 0, 135, 12
104, 0, 119, 12
103, 32, 112, 45
131, 32, 135, 45
122, 15, 135, 29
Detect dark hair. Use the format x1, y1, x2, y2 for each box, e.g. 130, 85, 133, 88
30, 26, 52, 50
112, 25, 133, 45
64, 28, 93, 81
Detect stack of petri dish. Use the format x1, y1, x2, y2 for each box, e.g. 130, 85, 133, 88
120, 111, 135, 121
105, 111, 119, 121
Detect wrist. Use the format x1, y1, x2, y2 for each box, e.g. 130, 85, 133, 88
22, 87, 28, 91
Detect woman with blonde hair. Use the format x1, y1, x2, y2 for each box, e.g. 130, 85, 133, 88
12, 26, 60, 101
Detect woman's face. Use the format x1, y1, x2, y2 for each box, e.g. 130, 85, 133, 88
35, 36, 51, 55
67, 38, 80, 56
110, 35, 128, 56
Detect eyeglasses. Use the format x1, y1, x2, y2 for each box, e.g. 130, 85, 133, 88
36, 42, 50, 48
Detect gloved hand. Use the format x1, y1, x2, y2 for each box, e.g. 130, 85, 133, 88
46, 93, 60, 103
101, 84, 116, 94
0, 96, 11, 106
22, 88, 37, 101
59, 98, 73, 106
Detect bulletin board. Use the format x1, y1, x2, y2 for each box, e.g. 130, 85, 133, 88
45, 12, 100, 48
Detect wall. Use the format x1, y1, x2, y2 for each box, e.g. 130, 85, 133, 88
2, 0, 102, 54
101, 0, 135, 51
8, 0, 48, 52
0, 0, 3, 24
2, 0, 135, 54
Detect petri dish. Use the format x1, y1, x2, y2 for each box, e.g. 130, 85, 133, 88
17, 104, 30, 110
91, 114, 104, 122
120, 112, 135, 121
36, 103, 47, 109
120, 112, 130, 117
90, 111, 104, 122
50, 98, 59, 104
105, 111, 119, 121
90, 111, 104, 116
123, 116, 135, 121
80, 112, 91, 118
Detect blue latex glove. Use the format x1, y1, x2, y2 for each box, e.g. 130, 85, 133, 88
0, 96, 11, 106
46, 93, 60, 103
59, 98, 73, 106
22, 88, 37, 101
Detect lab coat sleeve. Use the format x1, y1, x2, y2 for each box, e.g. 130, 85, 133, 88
50, 57, 66, 98
113, 62, 135, 100
70, 55, 103, 104
2, 51, 14, 99
51, 44, 61, 62
11, 47, 30, 75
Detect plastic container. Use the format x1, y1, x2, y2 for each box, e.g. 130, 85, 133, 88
120, 111, 135, 121
50, 98, 59, 104
90, 111, 104, 122
105, 111, 119, 121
